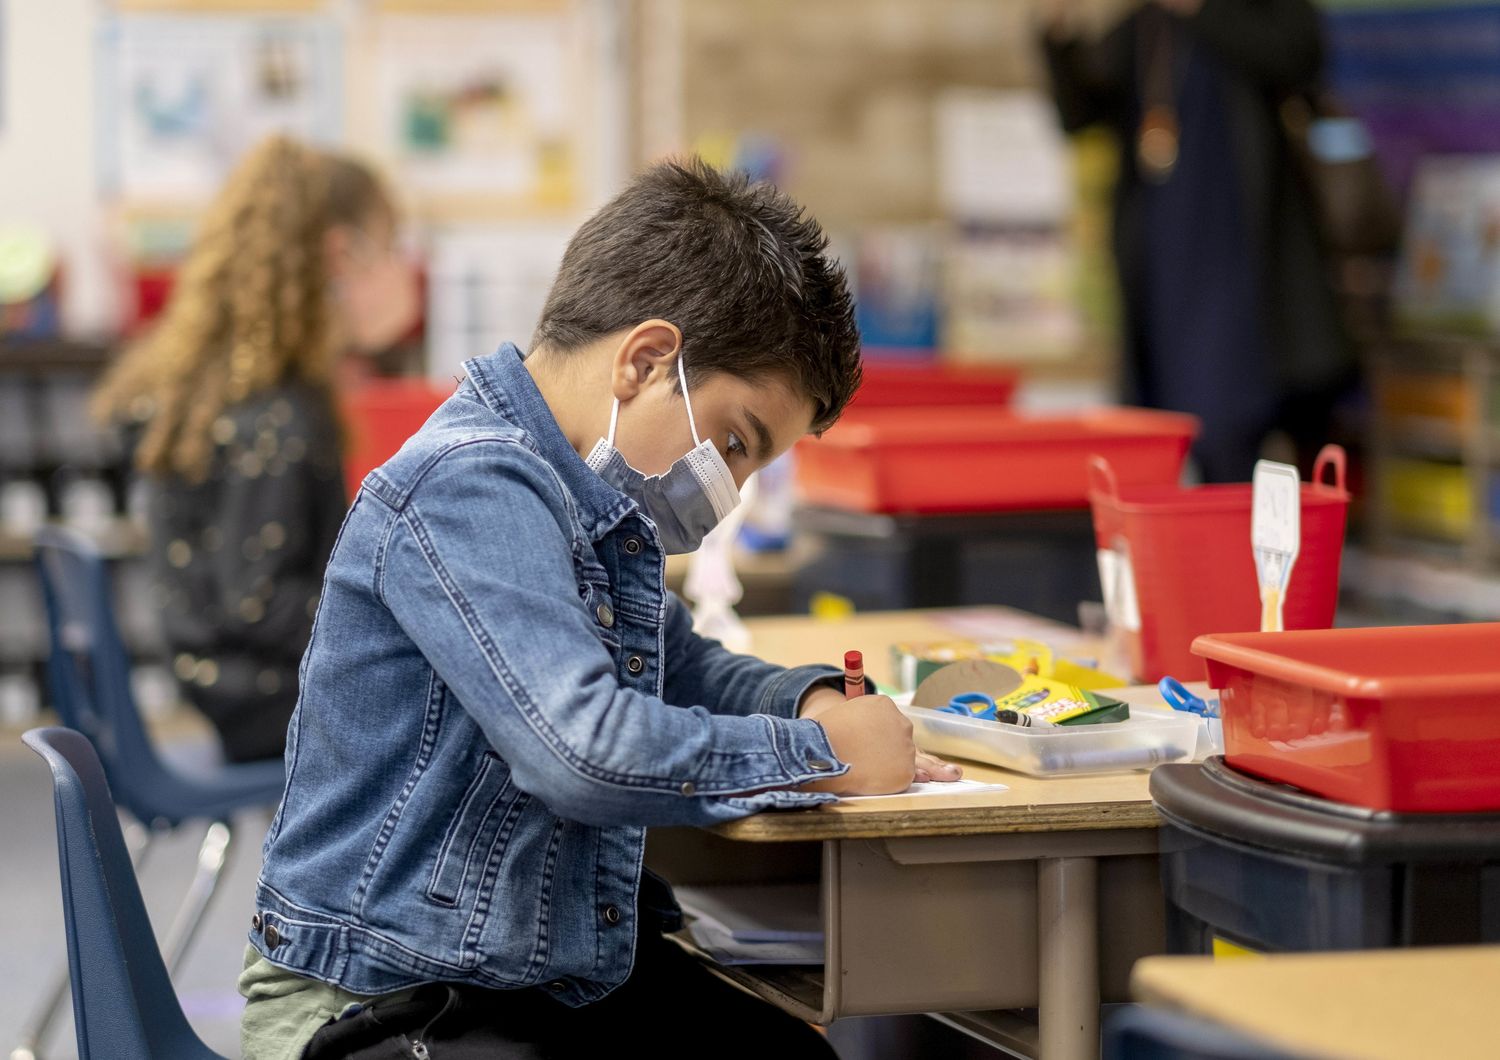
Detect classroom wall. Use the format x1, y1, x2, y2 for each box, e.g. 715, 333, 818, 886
0, 0, 117, 334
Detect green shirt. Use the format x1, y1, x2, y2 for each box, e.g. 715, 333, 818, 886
238, 945, 415, 1060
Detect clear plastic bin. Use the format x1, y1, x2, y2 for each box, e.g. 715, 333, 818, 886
899, 702, 1199, 777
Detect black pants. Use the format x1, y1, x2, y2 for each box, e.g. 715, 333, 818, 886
302, 930, 837, 1060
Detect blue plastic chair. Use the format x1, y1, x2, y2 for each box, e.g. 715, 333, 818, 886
33, 525, 286, 825
1104, 1004, 1306, 1059
23, 726, 227, 1059
14, 526, 284, 1059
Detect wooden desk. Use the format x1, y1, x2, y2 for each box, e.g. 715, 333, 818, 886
648, 608, 1169, 1060
1131, 946, 1500, 1060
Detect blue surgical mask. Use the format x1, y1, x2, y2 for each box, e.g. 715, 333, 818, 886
585, 354, 741, 554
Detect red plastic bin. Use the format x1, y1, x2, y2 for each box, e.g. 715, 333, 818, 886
342, 379, 453, 498
851, 361, 1019, 410
1194, 623, 1500, 813
1089, 445, 1350, 683
795, 406, 1198, 514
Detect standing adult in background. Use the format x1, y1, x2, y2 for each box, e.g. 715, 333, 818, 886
1040, 0, 1352, 482
93, 135, 418, 762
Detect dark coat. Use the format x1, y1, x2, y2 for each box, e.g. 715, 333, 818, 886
146, 384, 346, 761
1043, 0, 1351, 410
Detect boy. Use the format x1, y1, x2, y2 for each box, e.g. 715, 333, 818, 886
240, 158, 961, 1058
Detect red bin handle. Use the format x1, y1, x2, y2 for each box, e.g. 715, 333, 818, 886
1087, 455, 1120, 499
1312, 444, 1347, 494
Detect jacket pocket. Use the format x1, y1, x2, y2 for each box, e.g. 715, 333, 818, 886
426, 752, 520, 907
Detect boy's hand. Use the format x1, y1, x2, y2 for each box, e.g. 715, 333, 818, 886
913, 752, 963, 785
799, 687, 964, 790
799, 695, 927, 796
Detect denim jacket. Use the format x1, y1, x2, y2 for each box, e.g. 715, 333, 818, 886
249, 345, 848, 1006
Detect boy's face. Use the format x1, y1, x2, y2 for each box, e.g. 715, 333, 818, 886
613, 365, 815, 491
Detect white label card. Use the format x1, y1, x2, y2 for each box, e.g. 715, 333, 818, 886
1096, 546, 1142, 633
1252, 460, 1301, 631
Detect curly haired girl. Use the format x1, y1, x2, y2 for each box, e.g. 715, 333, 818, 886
94, 135, 417, 761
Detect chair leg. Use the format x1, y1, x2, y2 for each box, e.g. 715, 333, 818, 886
160, 821, 234, 973
11, 824, 155, 1060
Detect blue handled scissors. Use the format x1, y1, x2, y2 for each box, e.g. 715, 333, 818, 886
936, 692, 998, 722
1158, 676, 1219, 718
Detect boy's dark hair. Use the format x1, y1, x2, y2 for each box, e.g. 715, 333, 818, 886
531, 157, 862, 433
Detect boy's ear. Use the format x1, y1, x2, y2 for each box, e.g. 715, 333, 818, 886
609, 319, 683, 402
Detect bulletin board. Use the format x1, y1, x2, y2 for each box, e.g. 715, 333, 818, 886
96, 11, 343, 203
352, 0, 590, 220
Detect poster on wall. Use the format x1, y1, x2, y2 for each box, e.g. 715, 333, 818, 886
425, 224, 571, 380
364, 12, 582, 213
97, 14, 341, 201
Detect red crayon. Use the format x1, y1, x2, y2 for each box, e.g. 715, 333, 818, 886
843, 650, 864, 699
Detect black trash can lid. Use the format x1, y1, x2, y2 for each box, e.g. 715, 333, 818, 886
1150, 758, 1500, 866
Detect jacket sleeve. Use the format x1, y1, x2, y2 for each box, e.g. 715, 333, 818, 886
377, 438, 849, 828
1039, 23, 1131, 134
660, 593, 842, 721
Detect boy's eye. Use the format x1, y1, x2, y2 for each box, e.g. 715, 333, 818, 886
726, 431, 747, 458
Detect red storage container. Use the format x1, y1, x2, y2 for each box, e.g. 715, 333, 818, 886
1194, 623, 1500, 813
851, 361, 1019, 410
795, 407, 1197, 514
1089, 445, 1350, 683
342, 380, 452, 498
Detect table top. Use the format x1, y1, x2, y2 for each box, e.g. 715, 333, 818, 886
1131, 946, 1500, 1060
708, 608, 1167, 843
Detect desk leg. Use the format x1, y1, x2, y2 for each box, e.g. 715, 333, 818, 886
1037, 856, 1100, 1060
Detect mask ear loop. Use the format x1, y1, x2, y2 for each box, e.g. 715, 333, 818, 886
605, 395, 622, 447
676, 353, 704, 446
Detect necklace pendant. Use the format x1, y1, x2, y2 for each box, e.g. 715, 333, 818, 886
1137, 105, 1180, 183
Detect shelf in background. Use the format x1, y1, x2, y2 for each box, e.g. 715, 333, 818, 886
931, 1010, 1040, 1059
1342, 545, 1500, 620
1378, 419, 1470, 462
0, 339, 115, 372
664, 931, 826, 1025
0, 520, 149, 563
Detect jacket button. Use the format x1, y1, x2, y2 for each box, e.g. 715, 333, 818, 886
603, 905, 622, 925
251, 913, 263, 933
548, 980, 567, 993
808, 759, 834, 772
263, 923, 282, 950
596, 602, 615, 628
680, 781, 696, 797
623, 537, 643, 556
626, 655, 645, 675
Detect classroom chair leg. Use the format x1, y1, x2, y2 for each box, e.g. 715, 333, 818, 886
10, 822, 154, 1060
160, 821, 234, 973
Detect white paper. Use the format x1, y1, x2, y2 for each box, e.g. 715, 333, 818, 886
1252, 460, 1302, 632
678, 883, 824, 966
935, 89, 1071, 225
675, 884, 821, 943
1097, 546, 1142, 633
685, 920, 823, 966
838, 779, 1009, 803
